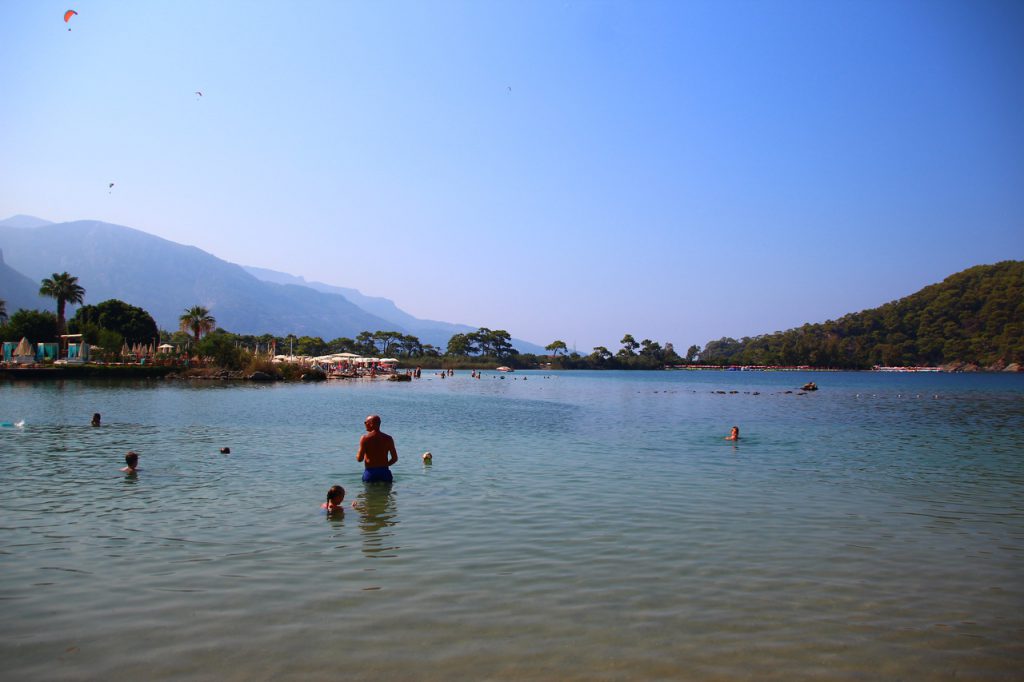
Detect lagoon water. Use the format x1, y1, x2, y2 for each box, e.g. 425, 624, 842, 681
1, 370, 1022, 680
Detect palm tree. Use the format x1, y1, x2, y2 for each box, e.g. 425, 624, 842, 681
39, 272, 86, 337
179, 305, 216, 344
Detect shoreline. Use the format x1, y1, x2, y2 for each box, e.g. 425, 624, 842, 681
2, 363, 1019, 382
0, 365, 176, 380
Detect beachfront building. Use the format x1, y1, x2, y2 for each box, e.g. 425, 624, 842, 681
60, 334, 91, 364
36, 343, 59, 362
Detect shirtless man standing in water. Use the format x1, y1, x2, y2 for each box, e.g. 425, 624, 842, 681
357, 415, 398, 483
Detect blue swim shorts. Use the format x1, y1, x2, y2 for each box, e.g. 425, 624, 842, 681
362, 467, 393, 483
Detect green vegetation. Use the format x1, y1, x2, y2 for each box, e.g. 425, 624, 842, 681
1, 309, 58, 343
544, 335, 683, 370
3, 262, 1020, 373
179, 305, 216, 344
696, 261, 1024, 369
38, 271, 85, 338
69, 299, 160, 349
445, 328, 517, 359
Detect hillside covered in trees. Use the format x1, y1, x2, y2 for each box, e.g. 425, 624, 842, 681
698, 261, 1023, 369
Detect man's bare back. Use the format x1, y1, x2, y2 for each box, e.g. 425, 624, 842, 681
357, 415, 398, 471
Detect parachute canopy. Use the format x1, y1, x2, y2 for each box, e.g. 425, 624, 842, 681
64, 9, 77, 23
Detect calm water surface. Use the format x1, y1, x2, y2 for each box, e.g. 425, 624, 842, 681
1, 370, 1022, 680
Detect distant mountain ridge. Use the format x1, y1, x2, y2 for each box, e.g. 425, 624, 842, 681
0, 248, 51, 312
242, 265, 484, 346
0, 216, 543, 351
0, 215, 53, 229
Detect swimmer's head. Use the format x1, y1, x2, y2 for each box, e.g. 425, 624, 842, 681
422, 451, 432, 462
125, 451, 139, 467
364, 415, 381, 431
220, 447, 231, 454
730, 426, 740, 438
91, 413, 101, 426
327, 485, 345, 504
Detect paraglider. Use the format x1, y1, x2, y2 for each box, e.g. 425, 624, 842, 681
108, 182, 114, 194
64, 9, 77, 30
195, 91, 203, 98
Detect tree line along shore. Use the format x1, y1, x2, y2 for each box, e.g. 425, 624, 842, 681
2, 261, 1022, 378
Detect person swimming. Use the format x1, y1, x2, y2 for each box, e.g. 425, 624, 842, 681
121, 451, 140, 473
322, 485, 347, 514
725, 426, 740, 441
91, 413, 101, 427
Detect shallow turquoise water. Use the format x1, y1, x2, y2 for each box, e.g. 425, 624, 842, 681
1, 370, 1022, 680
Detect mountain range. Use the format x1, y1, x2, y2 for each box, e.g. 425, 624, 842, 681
0, 215, 543, 352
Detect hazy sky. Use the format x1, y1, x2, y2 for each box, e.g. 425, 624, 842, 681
2, 1, 1022, 351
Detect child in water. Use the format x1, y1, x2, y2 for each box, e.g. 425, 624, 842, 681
121, 451, 140, 473
322, 485, 347, 514
725, 426, 740, 441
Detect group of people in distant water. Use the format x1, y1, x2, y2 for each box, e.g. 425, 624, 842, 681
97, 407, 409, 515
97, 388, 745, 513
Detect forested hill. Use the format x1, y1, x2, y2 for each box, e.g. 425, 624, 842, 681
699, 261, 1024, 369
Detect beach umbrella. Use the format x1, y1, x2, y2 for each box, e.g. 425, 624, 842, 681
14, 337, 33, 357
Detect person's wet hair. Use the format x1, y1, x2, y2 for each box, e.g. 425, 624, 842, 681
327, 485, 345, 502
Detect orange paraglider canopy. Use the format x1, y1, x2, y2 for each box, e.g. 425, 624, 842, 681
64, 9, 77, 23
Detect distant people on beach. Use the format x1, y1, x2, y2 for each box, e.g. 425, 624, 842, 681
91, 413, 101, 427
322, 485, 348, 514
357, 415, 398, 483
121, 451, 140, 473
725, 426, 740, 441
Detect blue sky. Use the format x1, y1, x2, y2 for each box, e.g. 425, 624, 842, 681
2, 0, 1022, 351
